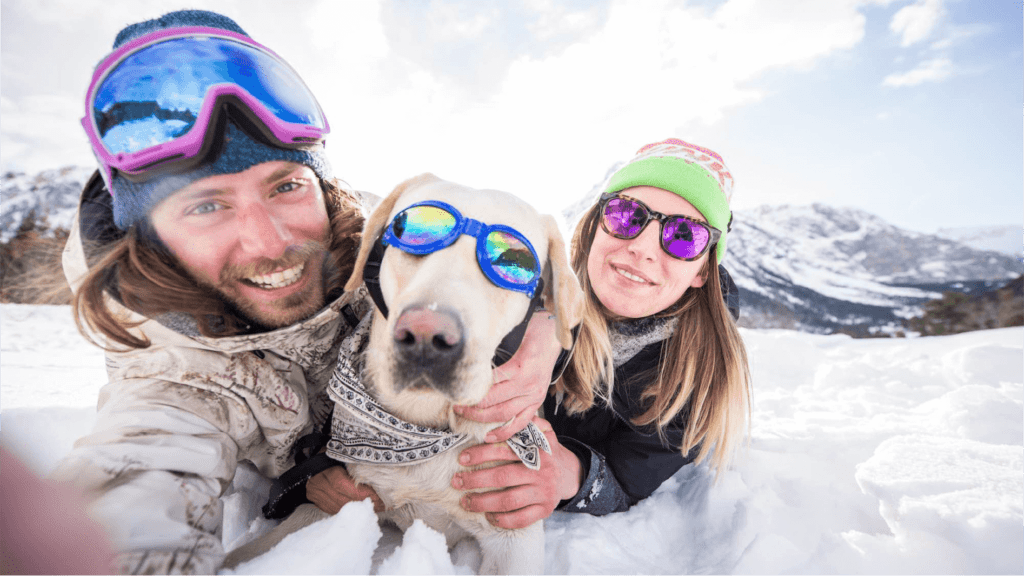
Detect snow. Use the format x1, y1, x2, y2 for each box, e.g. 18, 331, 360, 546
1, 303, 1021, 574
225, 500, 383, 575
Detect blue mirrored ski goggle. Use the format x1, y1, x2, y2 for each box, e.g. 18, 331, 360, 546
382, 200, 542, 298
81, 27, 329, 189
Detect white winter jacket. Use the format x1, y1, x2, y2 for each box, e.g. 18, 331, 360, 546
51, 178, 369, 574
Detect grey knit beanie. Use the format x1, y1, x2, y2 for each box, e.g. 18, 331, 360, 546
106, 10, 333, 230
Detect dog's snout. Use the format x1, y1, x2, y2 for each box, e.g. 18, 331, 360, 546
393, 306, 463, 349
394, 307, 461, 349
392, 305, 464, 392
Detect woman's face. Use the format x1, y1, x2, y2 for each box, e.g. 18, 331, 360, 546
587, 186, 709, 319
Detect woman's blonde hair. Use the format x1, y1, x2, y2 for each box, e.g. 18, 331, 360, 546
72, 177, 364, 350
558, 199, 752, 477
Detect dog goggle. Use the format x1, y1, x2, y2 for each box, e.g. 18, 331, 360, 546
600, 193, 723, 261
382, 201, 542, 298
363, 200, 545, 367
81, 27, 329, 191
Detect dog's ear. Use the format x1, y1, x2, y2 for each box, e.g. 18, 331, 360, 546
540, 215, 584, 350
345, 173, 441, 292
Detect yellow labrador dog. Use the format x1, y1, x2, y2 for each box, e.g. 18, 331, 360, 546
226, 174, 583, 574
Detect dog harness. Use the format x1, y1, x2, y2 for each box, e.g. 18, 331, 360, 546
325, 311, 551, 470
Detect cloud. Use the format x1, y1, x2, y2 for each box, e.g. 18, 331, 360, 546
882, 57, 953, 87
377, 0, 610, 99
323, 0, 873, 206
0, 95, 94, 173
0, 0, 876, 213
890, 0, 944, 47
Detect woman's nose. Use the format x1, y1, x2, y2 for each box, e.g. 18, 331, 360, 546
238, 202, 294, 257
626, 221, 662, 261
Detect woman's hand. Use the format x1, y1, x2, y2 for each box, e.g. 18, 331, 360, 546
454, 311, 563, 443
451, 417, 583, 529
307, 465, 385, 514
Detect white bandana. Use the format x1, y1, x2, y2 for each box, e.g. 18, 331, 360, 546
325, 311, 551, 470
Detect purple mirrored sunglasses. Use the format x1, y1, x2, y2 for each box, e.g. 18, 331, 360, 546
599, 193, 722, 261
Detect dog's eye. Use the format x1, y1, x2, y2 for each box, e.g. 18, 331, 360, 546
485, 231, 538, 285
392, 206, 457, 246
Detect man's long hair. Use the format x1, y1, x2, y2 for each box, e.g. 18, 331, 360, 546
72, 178, 364, 350
558, 201, 752, 477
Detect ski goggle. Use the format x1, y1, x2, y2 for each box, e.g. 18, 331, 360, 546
382, 201, 542, 298
81, 26, 329, 189
599, 193, 722, 261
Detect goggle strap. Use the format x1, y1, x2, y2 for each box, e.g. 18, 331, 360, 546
362, 235, 390, 319
491, 276, 545, 367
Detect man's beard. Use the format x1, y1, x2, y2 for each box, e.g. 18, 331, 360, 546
207, 240, 332, 330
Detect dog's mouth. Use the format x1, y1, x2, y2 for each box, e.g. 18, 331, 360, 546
391, 364, 468, 399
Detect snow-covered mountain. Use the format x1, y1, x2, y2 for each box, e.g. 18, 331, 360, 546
4, 166, 1021, 335
728, 204, 1021, 334
1, 166, 94, 242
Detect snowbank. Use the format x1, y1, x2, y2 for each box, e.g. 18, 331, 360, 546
1, 304, 1020, 574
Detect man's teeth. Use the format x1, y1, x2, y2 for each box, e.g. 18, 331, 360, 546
247, 263, 304, 289
615, 267, 648, 284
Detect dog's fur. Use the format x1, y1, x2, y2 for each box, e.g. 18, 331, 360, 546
224, 174, 584, 574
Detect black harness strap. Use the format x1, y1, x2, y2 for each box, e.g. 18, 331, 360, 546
362, 235, 390, 319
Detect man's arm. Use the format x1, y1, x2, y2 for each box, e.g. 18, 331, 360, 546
49, 377, 248, 574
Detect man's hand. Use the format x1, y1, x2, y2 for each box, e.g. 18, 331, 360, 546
451, 417, 582, 530
307, 465, 385, 514
454, 311, 563, 443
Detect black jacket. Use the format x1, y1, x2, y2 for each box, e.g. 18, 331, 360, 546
544, 340, 697, 515
544, 266, 739, 515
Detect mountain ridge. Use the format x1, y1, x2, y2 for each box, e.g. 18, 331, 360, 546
4, 165, 1020, 334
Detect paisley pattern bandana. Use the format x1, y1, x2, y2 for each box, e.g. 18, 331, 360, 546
325, 311, 551, 470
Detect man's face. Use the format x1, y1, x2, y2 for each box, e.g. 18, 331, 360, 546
149, 161, 332, 328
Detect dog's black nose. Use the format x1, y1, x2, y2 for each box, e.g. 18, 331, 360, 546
392, 305, 464, 392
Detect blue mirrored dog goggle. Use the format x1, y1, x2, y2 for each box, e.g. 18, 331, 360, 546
382, 200, 542, 298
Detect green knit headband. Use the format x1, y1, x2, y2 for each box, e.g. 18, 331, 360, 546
604, 155, 732, 262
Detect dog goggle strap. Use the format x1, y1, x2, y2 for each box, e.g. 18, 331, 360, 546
81, 26, 329, 189
382, 201, 542, 298
600, 193, 724, 261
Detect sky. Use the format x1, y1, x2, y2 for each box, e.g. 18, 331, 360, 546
1, 0, 1021, 234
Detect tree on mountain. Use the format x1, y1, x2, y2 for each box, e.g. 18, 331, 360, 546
907, 276, 1024, 336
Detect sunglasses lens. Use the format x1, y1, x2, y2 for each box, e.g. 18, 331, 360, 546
391, 206, 457, 246
603, 197, 647, 238
485, 231, 538, 285
662, 217, 710, 259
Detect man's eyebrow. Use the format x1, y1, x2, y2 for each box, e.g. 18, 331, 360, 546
176, 165, 307, 202
262, 165, 304, 185
177, 187, 227, 202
